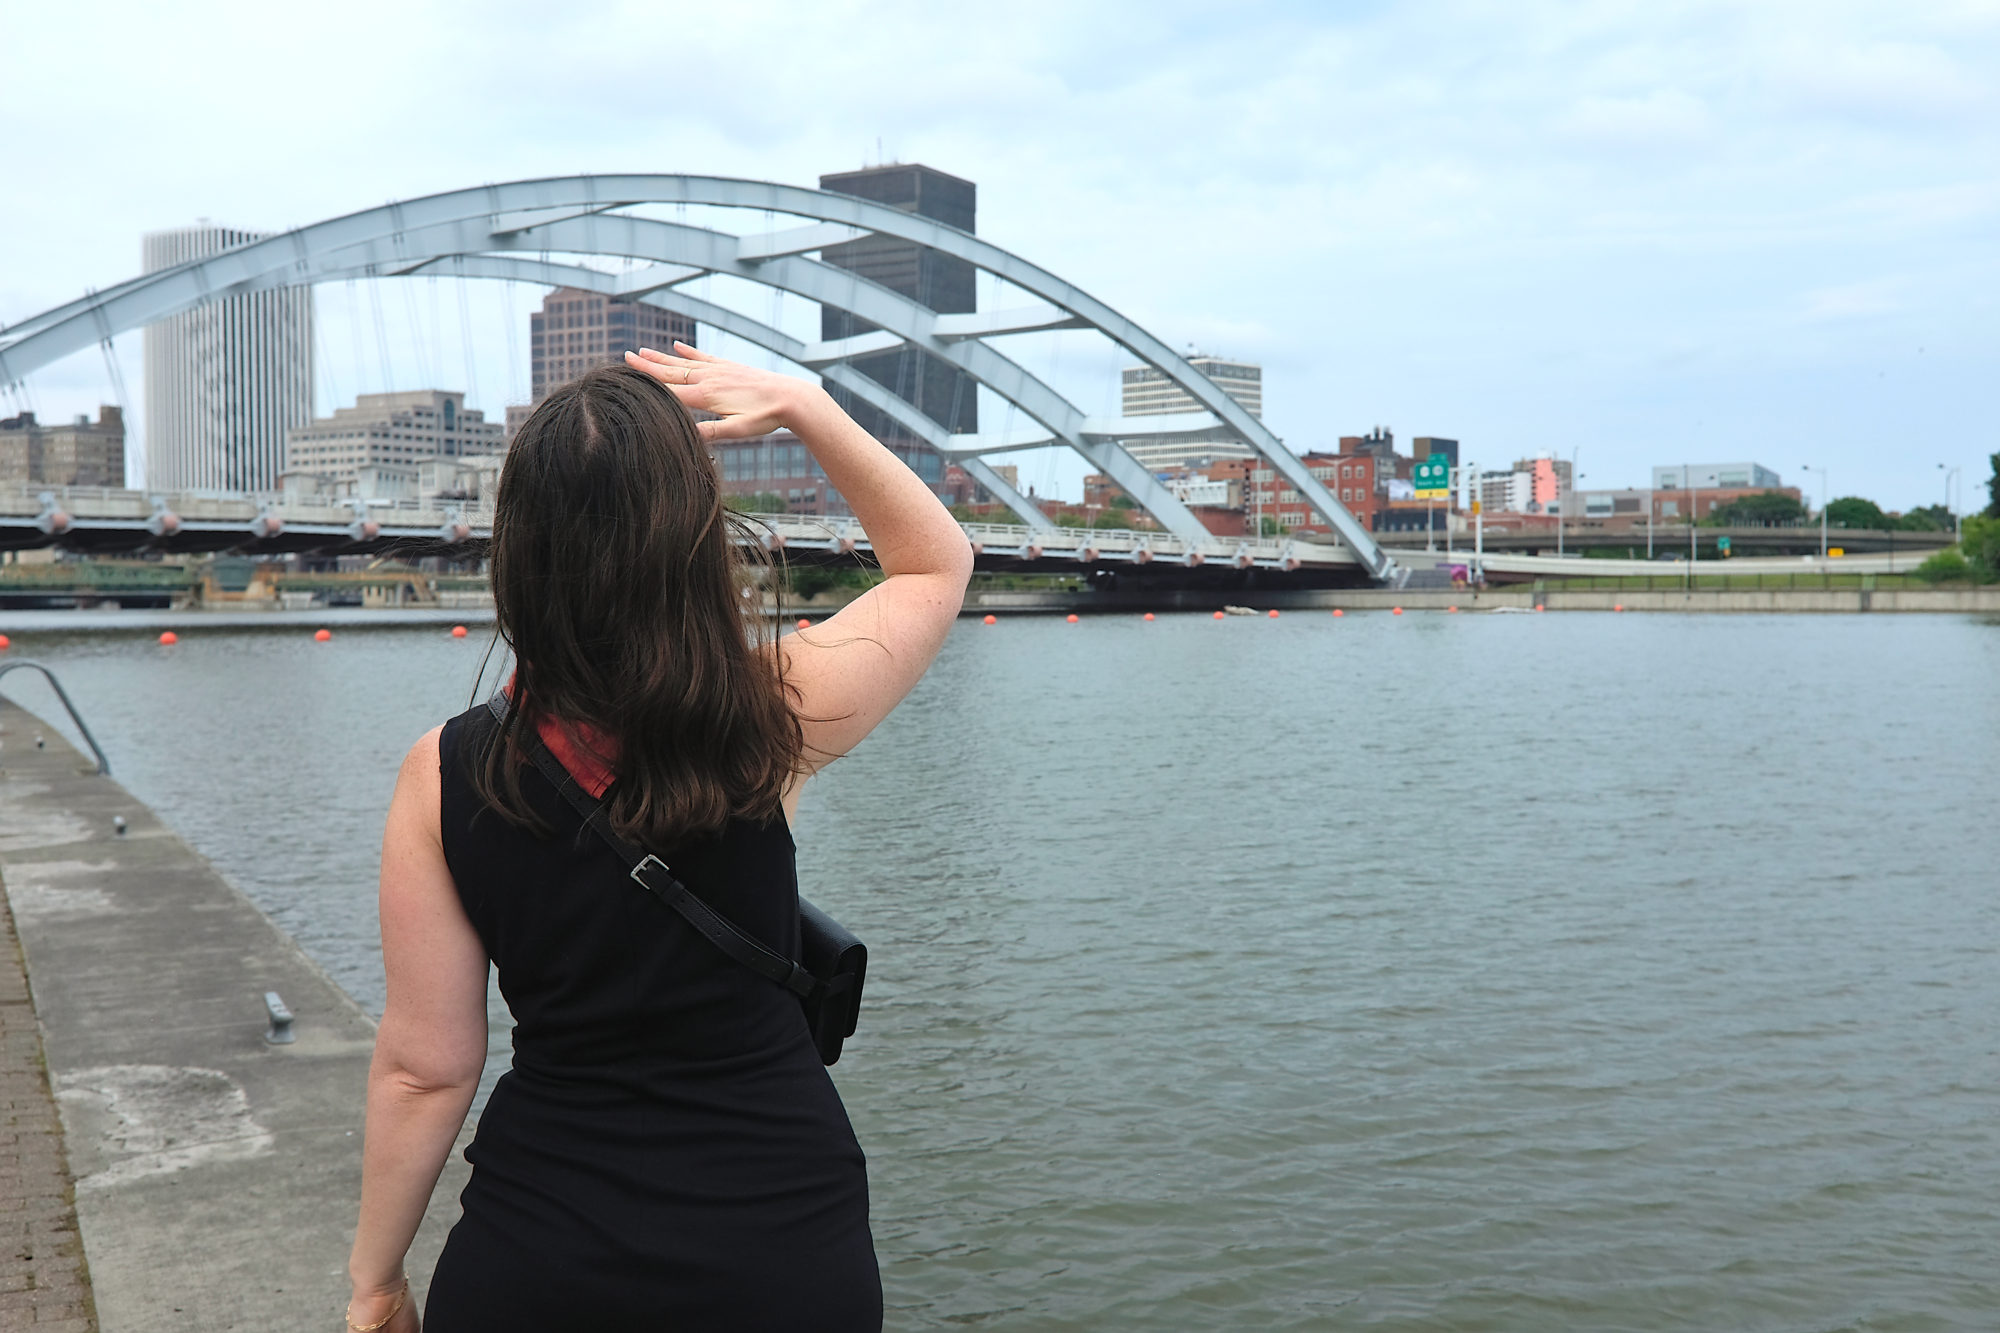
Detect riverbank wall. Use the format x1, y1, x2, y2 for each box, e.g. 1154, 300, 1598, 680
0, 697, 466, 1330
959, 586, 2000, 614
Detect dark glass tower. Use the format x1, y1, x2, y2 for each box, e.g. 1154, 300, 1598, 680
818, 165, 978, 483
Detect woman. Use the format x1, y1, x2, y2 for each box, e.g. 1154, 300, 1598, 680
344, 344, 973, 1331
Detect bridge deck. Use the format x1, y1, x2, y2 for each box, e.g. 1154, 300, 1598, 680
1, 484, 1362, 572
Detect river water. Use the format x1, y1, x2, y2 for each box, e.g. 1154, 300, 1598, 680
4, 611, 1997, 1330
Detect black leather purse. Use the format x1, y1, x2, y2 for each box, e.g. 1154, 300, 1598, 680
486, 693, 867, 1065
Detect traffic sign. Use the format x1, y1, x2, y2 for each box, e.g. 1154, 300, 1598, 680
1717, 535, 1732, 556
1414, 456, 1450, 500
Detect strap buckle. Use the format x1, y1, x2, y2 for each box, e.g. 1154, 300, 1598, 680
631, 853, 674, 888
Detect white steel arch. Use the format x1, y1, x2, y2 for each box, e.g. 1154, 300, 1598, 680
0, 175, 1394, 578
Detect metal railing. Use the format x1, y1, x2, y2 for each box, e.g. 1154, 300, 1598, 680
0, 661, 112, 774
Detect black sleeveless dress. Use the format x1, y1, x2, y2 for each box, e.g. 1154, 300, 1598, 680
422, 706, 880, 1330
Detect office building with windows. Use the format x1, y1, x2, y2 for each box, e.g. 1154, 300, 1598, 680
1650, 462, 1783, 491
143, 224, 313, 493
284, 390, 504, 492
530, 288, 695, 401
0, 407, 126, 487
1119, 354, 1262, 470
815, 163, 976, 494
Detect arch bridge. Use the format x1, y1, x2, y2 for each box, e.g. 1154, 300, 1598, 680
0, 174, 1395, 582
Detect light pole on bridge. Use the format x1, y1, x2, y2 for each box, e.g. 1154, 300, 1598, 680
1939, 463, 1962, 542
1801, 463, 1829, 560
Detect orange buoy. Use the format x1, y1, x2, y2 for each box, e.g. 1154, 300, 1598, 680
796, 618, 810, 630
982, 614, 997, 625
1066, 614, 1080, 623
451, 624, 469, 638
0, 634, 10, 651
1267, 609, 1279, 619
158, 631, 178, 646
1213, 610, 1225, 620
1446, 606, 1458, 613
1392, 607, 1404, 615
314, 628, 332, 642
1143, 612, 1155, 621
1534, 605, 1546, 613
1614, 604, 1625, 612
1331, 609, 1344, 617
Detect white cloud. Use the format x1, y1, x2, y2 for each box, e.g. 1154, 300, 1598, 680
1772, 41, 1988, 123
1557, 90, 1717, 147
1802, 276, 1910, 321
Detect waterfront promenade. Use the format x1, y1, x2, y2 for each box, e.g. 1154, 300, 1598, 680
0, 697, 465, 1330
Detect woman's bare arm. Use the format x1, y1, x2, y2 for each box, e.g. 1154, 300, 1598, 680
627, 345, 974, 777
347, 728, 489, 1330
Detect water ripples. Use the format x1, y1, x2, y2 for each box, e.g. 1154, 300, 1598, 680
8, 611, 1998, 1329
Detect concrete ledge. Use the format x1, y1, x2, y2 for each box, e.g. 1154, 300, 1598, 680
1539, 587, 2000, 613
954, 586, 2000, 615
0, 697, 467, 1331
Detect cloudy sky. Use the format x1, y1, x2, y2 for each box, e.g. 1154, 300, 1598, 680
2, 0, 1995, 509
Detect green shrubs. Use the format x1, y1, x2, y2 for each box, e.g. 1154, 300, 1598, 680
1915, 515, 2000, 584
1963, 515, 2000, 579
1914, 550, 1974, 583
1706, 491, 1809, 526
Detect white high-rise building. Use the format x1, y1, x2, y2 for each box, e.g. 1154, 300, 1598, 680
143, 225, 313, 493
1118, 353, 1262, 470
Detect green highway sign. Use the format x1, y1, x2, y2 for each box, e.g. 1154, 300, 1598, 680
1413, 456, 1451, 500
1717, 536, 1732, 555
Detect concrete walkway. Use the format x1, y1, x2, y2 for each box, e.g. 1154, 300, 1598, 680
0, 697, 467, 1331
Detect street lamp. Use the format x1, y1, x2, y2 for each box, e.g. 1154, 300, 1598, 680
1684, 463, 1697, 592
1800, 464, 1830, 559
1557, 447, 1581, 558
1939, 463, 1962, 542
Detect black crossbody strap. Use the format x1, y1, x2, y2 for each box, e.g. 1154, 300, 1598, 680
485, 692, 817, 1001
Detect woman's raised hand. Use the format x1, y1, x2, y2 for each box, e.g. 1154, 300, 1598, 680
625, 344, 819, 441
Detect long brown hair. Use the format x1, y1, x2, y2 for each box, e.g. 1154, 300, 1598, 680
476, 364, 802, 844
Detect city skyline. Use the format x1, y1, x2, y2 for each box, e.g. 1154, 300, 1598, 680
2, 2, 1993, 513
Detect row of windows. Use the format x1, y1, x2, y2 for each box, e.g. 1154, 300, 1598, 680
1122, 364, 1261, 383
718, 444, 822, 482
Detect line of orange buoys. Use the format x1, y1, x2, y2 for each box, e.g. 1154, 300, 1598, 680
0, 607, 1512, 655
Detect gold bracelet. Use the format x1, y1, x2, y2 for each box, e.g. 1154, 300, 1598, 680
346, 1276, 408, 1331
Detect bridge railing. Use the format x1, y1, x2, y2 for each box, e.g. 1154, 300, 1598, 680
2, 484, 1360, 567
